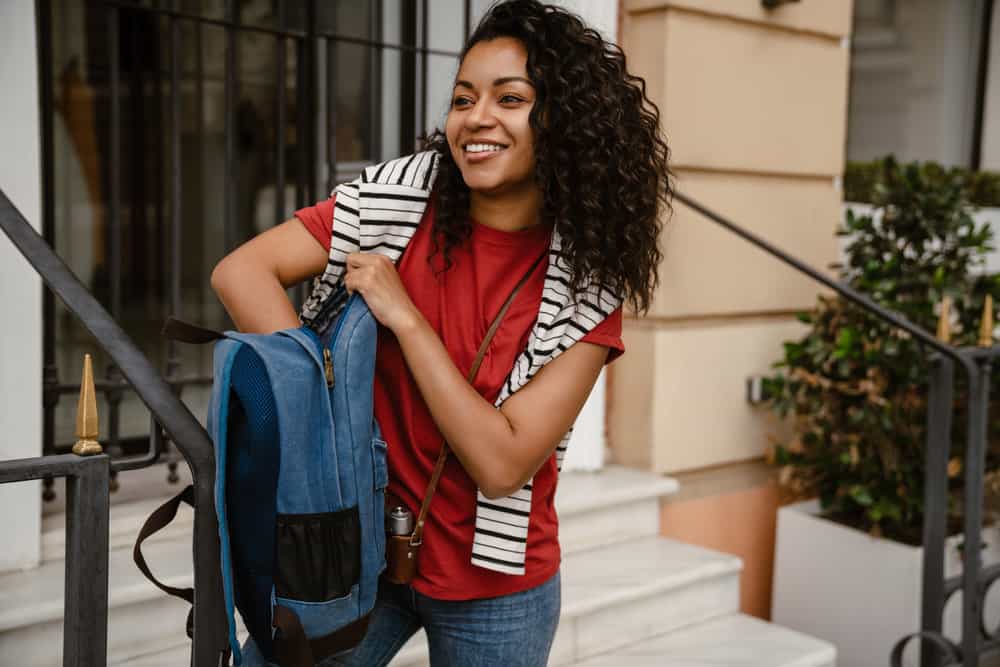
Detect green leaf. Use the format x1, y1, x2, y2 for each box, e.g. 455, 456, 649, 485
849, 485, 874, 507
933, 266, 946, 287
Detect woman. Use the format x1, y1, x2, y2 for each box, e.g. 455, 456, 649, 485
211, 1, 670, 665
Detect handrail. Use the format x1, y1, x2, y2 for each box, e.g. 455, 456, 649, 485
672, 192, 958, 362
674, 190, 993, 667
0, 190, 229, 666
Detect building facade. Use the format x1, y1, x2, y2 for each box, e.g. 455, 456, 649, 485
0, 0, 617, 574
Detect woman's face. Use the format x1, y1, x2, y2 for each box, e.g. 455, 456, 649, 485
445, 37, 537, 196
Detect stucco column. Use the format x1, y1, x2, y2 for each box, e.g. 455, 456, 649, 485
0, 0, 43, 573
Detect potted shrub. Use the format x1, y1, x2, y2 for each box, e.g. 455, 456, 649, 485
766, 157, 1000, 667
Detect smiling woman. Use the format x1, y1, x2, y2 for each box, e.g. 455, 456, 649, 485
210, 1, 671, 666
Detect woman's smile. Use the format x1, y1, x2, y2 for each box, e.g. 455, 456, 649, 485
462, 141, 509, 162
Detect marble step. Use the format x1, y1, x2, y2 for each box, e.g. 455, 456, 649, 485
111, 536, 739, 666
7, 467, 678, 665
116, 613, 835, 667
113, 614, 836, 667
388, 536, 743, 667
39, 465, 677, 564
572, 613, 837, 667
0, 530, 195, 666
42, 493, 194, 563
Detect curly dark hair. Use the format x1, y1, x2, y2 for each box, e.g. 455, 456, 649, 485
422, 0, 671, 315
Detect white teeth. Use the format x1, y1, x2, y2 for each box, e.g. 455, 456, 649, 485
465, 143, 504, 153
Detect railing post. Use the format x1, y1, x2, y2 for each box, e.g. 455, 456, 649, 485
921, 353, 954, 667
959, 357, 990, 666
62, 454, 110, 667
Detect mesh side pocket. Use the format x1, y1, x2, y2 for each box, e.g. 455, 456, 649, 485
274, 507, 361, 602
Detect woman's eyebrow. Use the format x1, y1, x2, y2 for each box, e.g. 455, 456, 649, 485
453, 76, 534, 90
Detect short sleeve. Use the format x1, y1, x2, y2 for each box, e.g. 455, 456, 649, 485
295, 196, 336, 252
581, 306, 625, 364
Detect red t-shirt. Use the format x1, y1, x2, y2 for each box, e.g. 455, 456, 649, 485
295, 196, 624, 600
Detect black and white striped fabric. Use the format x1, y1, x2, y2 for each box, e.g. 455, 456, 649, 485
300, 151, 622, 575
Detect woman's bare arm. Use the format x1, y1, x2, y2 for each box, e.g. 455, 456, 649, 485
393, 312, 607, 498
343, 251, 607, 499
210, 219, 328, 333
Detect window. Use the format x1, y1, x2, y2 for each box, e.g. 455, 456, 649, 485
39, 0, 469, 497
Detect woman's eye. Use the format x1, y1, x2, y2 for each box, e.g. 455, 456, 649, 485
499, 94, 524, 104
452, 96, 473, 108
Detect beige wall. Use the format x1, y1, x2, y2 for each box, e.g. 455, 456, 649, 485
613, 0, 853, 473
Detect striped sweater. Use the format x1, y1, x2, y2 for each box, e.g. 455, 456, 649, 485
299, 151, 622, 575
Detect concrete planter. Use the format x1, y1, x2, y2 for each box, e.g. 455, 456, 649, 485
772, 499, 1000, 667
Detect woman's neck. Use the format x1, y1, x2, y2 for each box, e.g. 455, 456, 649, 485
469, 186, 543, 233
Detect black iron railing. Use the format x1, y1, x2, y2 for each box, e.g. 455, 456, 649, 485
675, 192, 996, 667
0, 189, 229, 665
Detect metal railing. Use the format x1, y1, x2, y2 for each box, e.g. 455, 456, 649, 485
675, 191, 996, 667
0, 189, 229, 665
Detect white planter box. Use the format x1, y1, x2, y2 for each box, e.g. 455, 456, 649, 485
772, 499, 1000, 667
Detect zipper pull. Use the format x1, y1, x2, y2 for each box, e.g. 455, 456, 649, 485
323, 348, 335, 388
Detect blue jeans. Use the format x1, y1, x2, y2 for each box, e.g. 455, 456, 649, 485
241, 571, 561, 667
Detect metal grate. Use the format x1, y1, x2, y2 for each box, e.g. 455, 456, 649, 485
37, 0, 467, 499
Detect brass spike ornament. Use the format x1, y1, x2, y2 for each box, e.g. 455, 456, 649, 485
981, 294, 995, 348
937, 296, 952, 344
72, 354, 103, 456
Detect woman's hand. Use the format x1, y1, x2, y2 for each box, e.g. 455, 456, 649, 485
344, 252, 422, 333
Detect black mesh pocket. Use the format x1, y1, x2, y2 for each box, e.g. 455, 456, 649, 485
274, 507, 361, 602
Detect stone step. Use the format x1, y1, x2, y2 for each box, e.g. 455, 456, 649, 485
112, 613, 838, 667
0, 530, 194, 666
113, 536, 740, 666
38, 465, 677, 565
554, 466, 677, 554
388, 536, 742, 667
42, 493, 194, 563
5, 466, 678, 665
572, 613, 837, 667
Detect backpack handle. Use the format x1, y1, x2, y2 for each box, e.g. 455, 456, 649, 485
132, 485, 196, 637
162, 316, 225, 344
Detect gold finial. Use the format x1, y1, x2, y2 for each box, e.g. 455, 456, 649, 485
72, 354, 102, 456
981, 295, 995, 348
937, 296, 952, 344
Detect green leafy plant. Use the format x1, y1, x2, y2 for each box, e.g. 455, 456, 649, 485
766, 156, 1000, 544
845, 159, 1000, 208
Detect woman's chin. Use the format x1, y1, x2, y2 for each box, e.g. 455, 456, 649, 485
461, 173, 506, 194
461, 171, 535, 197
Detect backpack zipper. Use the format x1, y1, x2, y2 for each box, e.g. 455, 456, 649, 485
323, 348, 335, 388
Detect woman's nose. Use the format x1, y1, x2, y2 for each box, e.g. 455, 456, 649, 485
464, 99, 496, 130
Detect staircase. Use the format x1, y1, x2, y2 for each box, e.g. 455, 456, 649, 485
0, 465, 835, 666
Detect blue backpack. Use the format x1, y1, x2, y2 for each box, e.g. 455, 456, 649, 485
134, 293, 386, 666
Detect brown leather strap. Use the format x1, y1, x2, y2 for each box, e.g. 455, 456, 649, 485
132, 485, 196, 638
410, 247, 549, 548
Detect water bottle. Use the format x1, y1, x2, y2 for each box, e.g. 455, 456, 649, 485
388, 506, 414, 536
